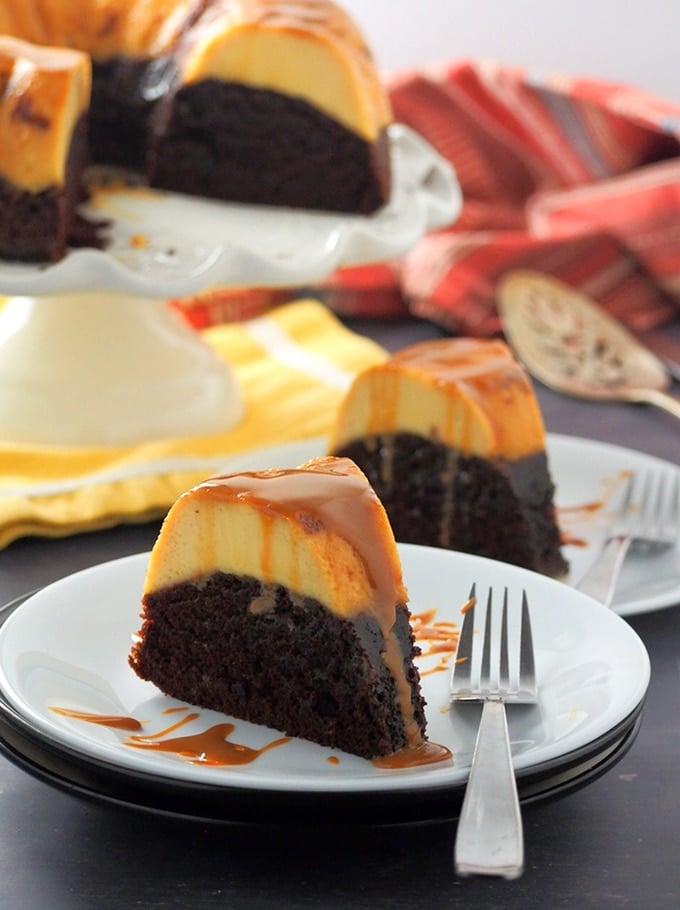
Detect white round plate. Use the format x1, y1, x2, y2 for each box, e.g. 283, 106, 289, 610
546, 435, 680, 615
0, 544, 649, 801
200, 432, 680, 617
0, 125, 460, 297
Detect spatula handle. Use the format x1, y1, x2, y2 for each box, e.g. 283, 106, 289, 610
629, 388, 680, 422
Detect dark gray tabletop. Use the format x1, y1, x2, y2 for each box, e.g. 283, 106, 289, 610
1, 314, 679, 910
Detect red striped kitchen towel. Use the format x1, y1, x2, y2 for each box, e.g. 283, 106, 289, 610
177, 60, 680, 337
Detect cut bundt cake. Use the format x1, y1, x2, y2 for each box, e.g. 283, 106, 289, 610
0, 0, 392, 261
328, 338, 568, 578
0, 35, 90, 261
129, 456, 429, 761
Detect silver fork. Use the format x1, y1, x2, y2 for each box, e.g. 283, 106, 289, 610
576, 469, 680, 607
450, 584, 538, 879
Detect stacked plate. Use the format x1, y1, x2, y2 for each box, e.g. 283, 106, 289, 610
0, 538, 650, 825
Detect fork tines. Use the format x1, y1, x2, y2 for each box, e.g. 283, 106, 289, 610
634, 468, 680, 552
451, 583, 537, 703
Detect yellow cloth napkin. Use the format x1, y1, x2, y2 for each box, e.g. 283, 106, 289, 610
0, 300, 386, 550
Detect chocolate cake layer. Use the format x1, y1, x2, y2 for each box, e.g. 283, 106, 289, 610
89, 58, 176, 171
148, 80, 391, 213
130, 570, 426, 759
335, 432, 569, 578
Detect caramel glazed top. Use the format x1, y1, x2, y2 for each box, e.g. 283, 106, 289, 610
0, 0, 391, 189
328, 337, 549, 462
143, 455, 408, 632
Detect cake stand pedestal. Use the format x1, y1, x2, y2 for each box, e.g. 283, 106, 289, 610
0, 292, 243, 446
0, 125, 461, 447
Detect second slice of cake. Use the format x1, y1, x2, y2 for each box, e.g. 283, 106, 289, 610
328, 338, 568, 578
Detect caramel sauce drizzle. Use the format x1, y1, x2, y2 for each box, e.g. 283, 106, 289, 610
372, 740, 451, 770
411, 608, 460, 678
556, 469, 632, 542
50, 706, 143, 732
557, 499, 605, 545
388, 338, 541, 454
558, 500, 604, 520
560, 532, 589, 548
136, 710, 201, 739
197, 457, 407, 632
50, 704, 451, 770
127, 722, 291, 766
50, 706, 290, 767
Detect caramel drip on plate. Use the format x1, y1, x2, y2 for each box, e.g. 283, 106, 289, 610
50, 706, 290, 767
51, 703, 451, 770
138, 711, 201, 737
560, 532, 588, 548
372, 740, 451, 770
50, 706, 451, 770
556, 469, 633, 549
49, 705, 451, 769
127, 723, 291, 766
557, 501, 604, 520
50, 707, 143, 732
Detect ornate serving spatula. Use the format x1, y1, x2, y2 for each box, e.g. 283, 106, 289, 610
498, 270, 680, 422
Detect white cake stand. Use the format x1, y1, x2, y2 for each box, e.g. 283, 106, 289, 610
0, 125, 461, 446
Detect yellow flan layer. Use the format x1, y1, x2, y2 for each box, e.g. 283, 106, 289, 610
0, 35, 90, 191
328, 338, 547, 462
179, 1, 390, 140
143, 456, 408, 630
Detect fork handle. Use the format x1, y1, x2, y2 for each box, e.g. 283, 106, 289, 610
455, 699, 523, 879
575, 534, 632, 608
